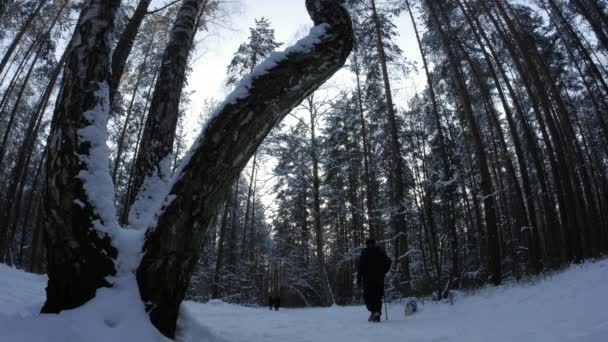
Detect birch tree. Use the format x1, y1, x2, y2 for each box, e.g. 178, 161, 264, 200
43, 0, 353, 338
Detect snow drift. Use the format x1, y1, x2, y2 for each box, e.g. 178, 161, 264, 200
1, 260, 607, 341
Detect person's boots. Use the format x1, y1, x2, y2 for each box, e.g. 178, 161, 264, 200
371, 312, 380, 322
368, 312, 374, 322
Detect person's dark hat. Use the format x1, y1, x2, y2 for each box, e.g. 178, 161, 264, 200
365, 239, 376, 247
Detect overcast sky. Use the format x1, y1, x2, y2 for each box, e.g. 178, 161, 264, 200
186, 0, 311, 108
172, 0, 426, 212
183, 0, 425, 128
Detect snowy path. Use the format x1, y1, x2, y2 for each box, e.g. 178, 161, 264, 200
1, 261, 608, 341
182, 260, 608, 342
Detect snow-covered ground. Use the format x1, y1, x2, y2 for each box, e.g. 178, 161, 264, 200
1, 260, 608, 341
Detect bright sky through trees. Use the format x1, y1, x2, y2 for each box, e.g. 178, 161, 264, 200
184, 0, 424, 138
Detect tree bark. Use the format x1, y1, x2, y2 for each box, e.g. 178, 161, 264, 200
42, 0, 121, 313
127, 0, 206, 217
136, 0, 352, 337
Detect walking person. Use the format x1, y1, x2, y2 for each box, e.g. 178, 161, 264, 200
357, 239, 392, 322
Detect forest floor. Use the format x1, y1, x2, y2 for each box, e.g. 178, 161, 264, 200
1, 259, 607, 341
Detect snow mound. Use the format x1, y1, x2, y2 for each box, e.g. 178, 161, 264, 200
0, 265, 168, 342
1, 260, 608, 341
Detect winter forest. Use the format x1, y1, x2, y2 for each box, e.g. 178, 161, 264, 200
1, 0, 608, 340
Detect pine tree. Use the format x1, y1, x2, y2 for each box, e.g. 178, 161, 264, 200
226, 17, 282, 86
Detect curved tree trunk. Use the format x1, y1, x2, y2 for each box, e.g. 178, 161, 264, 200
136, 0, 352, 337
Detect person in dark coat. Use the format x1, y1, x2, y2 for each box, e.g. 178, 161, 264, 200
273, 295, 280, 311
268, 295, 274, 310
357, 239, 392, 322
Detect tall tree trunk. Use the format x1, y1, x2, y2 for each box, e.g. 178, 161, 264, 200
453, 0, 542, 273
0, 44, 42, 258
127, 0, 205, 219
460, 0, 554, 268
0, 5, 69, 256
352, 48, 379, 239
120, 67, 160, 224
2, 49, 68, 244
406, 0, 458, 282
17, 149, 45, 267
136, 0, 352, 336
569, 0, 608, 52
481, 0, 570, 263
497, 0, 591, 263
109, 0, 153, 101
241, 153, 257, 259
425, 0, 502, 285
111, 28, 157, 185
211, 200, 229, 299
42, 0, 121, 313
0, 0, 49, 76
369, 0, 411, 295
29, 200, 45, 273
0, 38, 43, 170
0, 34, 41, 120
308, 95, 334, 306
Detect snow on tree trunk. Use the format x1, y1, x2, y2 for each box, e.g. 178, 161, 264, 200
42, 0, 121, 313
135, 0, 353, 337
126, 0, 205, 227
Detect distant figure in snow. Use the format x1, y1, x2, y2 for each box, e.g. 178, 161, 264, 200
273, 295, 281, 311
269, 295, 274, 310
404, 300, 417, 316
357, 239, 392, 322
